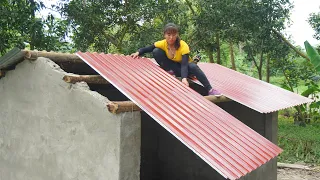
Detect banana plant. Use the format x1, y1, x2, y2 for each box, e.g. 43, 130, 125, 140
296, 41, 320, 124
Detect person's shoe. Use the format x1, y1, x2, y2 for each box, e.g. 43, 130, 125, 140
208, 89, 222, 97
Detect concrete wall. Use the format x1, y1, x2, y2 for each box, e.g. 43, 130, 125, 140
0, 58, 140, 180
141, 101, 278, 180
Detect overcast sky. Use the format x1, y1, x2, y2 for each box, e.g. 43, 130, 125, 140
285, 0, 320, 47
42, 0, 320, 47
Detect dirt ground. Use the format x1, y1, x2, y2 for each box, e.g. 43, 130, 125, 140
278, 168, 320, 180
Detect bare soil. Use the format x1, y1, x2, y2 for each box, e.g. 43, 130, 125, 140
278, 168, 320, 180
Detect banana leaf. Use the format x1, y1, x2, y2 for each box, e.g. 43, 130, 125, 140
304, 41, 320, 72
301, 85, 320, 97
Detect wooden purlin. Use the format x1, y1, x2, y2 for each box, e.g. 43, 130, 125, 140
1, 49, 87, 71
63, 74, 109, 84
24, 50, 84, 63
107, 96, 231, 114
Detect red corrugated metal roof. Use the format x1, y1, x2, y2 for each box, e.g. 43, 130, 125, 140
76, 52, 282, 180
198, 63, 313, 113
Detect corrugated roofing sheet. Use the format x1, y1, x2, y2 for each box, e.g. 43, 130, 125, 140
198, 63, 313, 113
76, 52, 282, 180
0, 48, 25, 70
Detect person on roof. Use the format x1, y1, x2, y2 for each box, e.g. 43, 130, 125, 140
130, 23, 221, 96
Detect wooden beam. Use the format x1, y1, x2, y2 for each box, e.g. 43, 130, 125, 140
108, 101, 143, 114
63, 75, 109, 84
277, 163, 312, 170
204, 95, 231, 103
24, 50, 84, 63
107, 96, 231, 114
0, 70, 6, 77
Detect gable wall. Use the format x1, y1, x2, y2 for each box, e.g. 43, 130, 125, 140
0, 58, 140, 180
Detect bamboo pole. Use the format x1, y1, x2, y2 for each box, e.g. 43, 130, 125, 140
63, 74, 109, 84
107, 96, 231, 114
24, 50, 84, 63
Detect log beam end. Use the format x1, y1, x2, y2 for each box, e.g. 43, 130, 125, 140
24, 50, 38, 61
63, 75, 108, 84
0, 70, 6, 77
63, 75, 72, 83
107, 102, 119, 114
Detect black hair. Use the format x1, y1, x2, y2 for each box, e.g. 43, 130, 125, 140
164, 23, 180, 49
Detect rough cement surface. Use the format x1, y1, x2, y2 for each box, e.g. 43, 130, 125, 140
119, 113, 141, 180
0, 58, 140, 180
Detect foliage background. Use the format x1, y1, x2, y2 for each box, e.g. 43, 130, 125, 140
1, 0, 320, 165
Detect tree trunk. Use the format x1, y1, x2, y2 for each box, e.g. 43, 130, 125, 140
30, 0, 36, 50
229, 41, 236, 71
272, 29, 310, 61
206, 45, 214, 63
250, 51, 263, 80
266, 54, 270, 83
258, 52, 263, 80
185, 0, 196, 15
258, 68, 262, 80
216, 34, 221, 64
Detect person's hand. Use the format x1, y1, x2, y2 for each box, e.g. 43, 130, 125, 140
130, 52, 140, 59
182, 78, 189, 87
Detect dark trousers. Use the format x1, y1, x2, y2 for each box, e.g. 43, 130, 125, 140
152, 48, 212, 91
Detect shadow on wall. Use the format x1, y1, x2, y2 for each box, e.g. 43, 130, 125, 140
140, 112, 226, 180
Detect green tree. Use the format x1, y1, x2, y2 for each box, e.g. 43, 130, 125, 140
309, 11, 320, 40
0, 0, 44, 54
240, 0, 292, 80
121, 1, 190, 55
62, 0, 190, 54
185, 0, 292, 77
0, 0, 70, 55
187, 0, 235, 64
41, 14, 72, 52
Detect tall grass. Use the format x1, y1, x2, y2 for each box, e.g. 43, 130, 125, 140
278, 115, 320, 165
